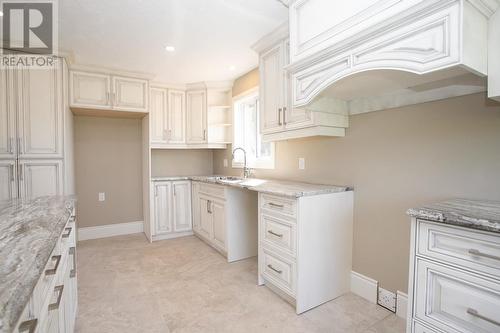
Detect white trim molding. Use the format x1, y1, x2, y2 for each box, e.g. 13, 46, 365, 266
78, 221, 144, 241
396, 291, 408, 319
350, 271, 378, 304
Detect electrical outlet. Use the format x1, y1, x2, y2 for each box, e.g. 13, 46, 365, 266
298, 157, 305, 170
377, 287, 396, 312
98, 192, 106, 202
223, 159, 228, 167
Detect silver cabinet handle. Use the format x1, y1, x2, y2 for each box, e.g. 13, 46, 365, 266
467, 308, 500, 327
106, 92, 110, 104
45, 255, 62, 276
18, 319, 38, 333
468, 249, 500, 261
48, 285, 64, 311
173, 185, 176, 196
154, 186, 158, 197
278, 108, 282, 126
283, 107, 287, 125
267, 264, 282, 274
169, 129, 172, 140
9, 137, 13, 153
9, 164, 14, 182
17, 138, 22, 155
203, 129, 207, 141
69, 247, 77, 278
62, 227, 72, 238
268, 202, 284, 208
267, 230, 283, 238
18, 163, 24, 181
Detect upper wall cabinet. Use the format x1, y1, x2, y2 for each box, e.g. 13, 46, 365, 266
286, 0, 500, 114
489, 9, 500, 102
70, 70, 149, 113
186, 89, 208, 144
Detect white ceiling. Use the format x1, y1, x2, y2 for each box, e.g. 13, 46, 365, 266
59, 0, 288, 84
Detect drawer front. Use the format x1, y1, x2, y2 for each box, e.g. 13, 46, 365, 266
260, 194, 297, 218
261, 214, 296, 256
415, 259, 500, 333
413, 320, 441, 333
261, 246, 296, 296
418, 221, 500, 278
198, 182, 225, 200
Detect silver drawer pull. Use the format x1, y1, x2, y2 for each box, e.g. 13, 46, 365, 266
62, 227, 72, 238
69, 247, 77, 278
268, 202, 284, 208
45, 255, 61, 276
267, 264, 282, 274
48, 285, 64, 311
268, 230, 283, 238
467, 308, 500, 327
468, 249, 500, 261
18, 318, 38, 333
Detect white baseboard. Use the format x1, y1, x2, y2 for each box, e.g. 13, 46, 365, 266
350, 271, 378, 304
78, 221, 144, 241
152, 231, 194, 241
396, 291, 408, 319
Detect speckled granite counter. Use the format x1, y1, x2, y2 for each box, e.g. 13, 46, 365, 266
407, 199, 500, 233
152, 176, 351, 198
0, 196, 76, 333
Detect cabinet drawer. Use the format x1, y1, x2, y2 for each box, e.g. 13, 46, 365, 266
417, 221, 500, 278
198, 183, 225, 200
261, 246, 296, 296
415, 259, 500, 333
260, 194, 297, 218
261, 214, 296, 256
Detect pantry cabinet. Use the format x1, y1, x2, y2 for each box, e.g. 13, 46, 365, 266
70, 70, 148, 112
186, 90, 207, 144
152, 180, 192, 240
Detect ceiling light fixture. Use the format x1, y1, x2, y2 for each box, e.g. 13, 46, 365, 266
0, 11, 4, 17
165, 46, 175, 52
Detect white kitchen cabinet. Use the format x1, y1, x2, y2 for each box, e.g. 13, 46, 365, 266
168, 90, 186, 144
258, 191, 354, 314
0, 69, 16, 159
150, 87, 168, 144
17, 64, 64, 158
0, 161, 17, 201
19, 160, 64, 199
192, 181, 258, 262
407, 218, 500, 333
489, 9, 500, 102
152, 180, 193, 241
192, 181, 201, 233
70, 70, 148, 112
186, 90, 207, 144
172, 181, 192, 232
260, 43, 285, 134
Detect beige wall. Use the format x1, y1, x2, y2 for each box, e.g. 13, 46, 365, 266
151, 149, 213, 177
232, 68, 259, 97
213, 92, 500, 293
74, 116, 143, 228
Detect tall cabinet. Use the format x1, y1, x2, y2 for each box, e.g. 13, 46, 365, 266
0, 58, 74, 201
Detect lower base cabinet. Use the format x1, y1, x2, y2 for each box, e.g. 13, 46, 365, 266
14, 210, 78, 333
192, 181, 258, 262
152, 180, 193, 241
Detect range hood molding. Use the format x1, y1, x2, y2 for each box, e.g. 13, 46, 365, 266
286, 0, 499, 113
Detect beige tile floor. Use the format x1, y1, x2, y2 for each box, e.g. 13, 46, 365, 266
75, 234, 405, 333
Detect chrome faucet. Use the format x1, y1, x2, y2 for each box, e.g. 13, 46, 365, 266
232, 147, 251, 179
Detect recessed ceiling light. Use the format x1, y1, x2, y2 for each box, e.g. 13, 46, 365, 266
229, 65, 236, 71
165, 46, 175, 52
0, 11, 4, 17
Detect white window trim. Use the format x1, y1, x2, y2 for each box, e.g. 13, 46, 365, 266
231, 87, 275, 170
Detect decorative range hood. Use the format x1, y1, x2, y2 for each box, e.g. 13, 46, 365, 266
286, 0, 500, 115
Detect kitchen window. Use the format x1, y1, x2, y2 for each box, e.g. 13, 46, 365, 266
232, 88, 275, 169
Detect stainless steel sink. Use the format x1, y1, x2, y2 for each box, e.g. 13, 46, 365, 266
215, 176, 244, 184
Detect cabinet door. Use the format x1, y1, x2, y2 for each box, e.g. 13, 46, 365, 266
0, 69, 17, 159
154, 182, 173, 234
283, 40, 314, 129
212, 200, 226, 251
17, 63, 64, 158
19, 160, 63, 199
150, 87, 168, 144
260, 43, 284, 134
0, 161, 17, 201
112, 76, 148, 112
191, 183, 200, 232
199, 197, 213, 240
70, 71, 111, 109
168, 90, 186, 144
172, 181, 192, 232
186, 90, 207, 143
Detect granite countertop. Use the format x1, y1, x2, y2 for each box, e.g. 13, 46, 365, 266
407, 199, 500, 234
152, 176, 351, 198
0, 196, 76, 333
